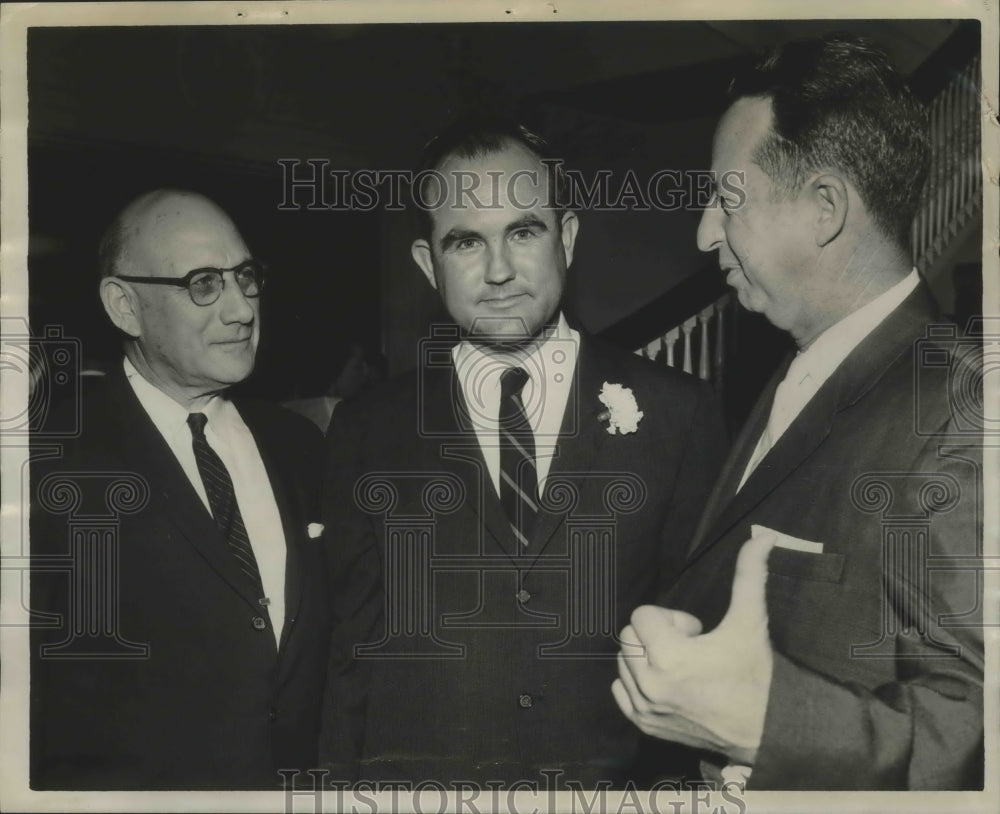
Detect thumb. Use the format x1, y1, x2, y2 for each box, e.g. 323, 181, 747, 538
631, 604, 703, 640
717, 534, 776, 633
626, 605, 703, 664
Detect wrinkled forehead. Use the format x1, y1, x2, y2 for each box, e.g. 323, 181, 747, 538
127, 195, 249, 277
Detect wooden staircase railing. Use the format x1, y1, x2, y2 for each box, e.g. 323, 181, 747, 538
633, 292, 733, 393
912, 54, 982, 274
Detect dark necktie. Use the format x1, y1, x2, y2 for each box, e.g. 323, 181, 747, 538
187, 412, 264, 593
498, 367, 538, 547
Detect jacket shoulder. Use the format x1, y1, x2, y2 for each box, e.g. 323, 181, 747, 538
332, 369, 421, 428
237, 397, 324, 446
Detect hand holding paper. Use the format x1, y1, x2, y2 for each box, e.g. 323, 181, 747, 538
612, 534, 777, 765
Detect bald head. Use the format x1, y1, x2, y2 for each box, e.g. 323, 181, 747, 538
98, 189, 259, 408
99, 189, 245, 280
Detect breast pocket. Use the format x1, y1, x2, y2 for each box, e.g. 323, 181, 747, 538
764, 546, 872, 661
767, 546, 845, 583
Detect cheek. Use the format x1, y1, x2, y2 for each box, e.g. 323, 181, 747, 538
250, 304, 262, 341
721, 217, 749, 254
439, 263, 480, 304
538, 251, 567, 294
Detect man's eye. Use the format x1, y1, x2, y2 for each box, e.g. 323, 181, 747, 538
454, 238, 480, 251
189, 273, 220, 294
511, 228, 536, 241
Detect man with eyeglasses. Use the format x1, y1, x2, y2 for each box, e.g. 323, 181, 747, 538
30, 189, 331, 789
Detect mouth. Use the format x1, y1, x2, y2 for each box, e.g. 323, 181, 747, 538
480, 293, 528, 309
721, 267, 744, 287
215, 337, 253, 347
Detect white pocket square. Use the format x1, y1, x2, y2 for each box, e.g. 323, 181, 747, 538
307, 523, 325, 539
751, 523, 824, 554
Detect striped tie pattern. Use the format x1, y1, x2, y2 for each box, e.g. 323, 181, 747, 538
499, 367, 538, 548
187, 412, 263, 593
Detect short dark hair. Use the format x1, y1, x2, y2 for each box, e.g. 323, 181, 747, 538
729, 33, 929, 246
411, 117, 568, 239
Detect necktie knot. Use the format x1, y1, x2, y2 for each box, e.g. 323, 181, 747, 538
500, 366, 530, 399
187, 411, 208, 437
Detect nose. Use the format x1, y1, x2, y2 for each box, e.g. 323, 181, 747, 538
218, 273, 256, 324
483, 243, 516, 286
696, 204, 725, 253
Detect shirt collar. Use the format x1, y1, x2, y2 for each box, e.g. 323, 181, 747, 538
123, 356, 223, 429
792, 269, 920, 386
452, 312, 575, 390
452, 313, 578, 425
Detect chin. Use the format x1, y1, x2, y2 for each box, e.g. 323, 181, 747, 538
734, 289, 761, 313
467, 314, 541, 342
210, 361, 255, 387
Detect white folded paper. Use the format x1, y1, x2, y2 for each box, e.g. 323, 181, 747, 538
751, 523, 824, 554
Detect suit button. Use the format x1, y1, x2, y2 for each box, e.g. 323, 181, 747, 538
518, 693, 533, 709
268, 708, 278, 721
516, 589, 531, 603
251, 616, 267, 631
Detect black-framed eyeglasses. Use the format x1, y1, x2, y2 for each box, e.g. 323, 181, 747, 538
116, 259, 266, 306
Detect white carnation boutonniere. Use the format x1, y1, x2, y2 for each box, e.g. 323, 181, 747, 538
307, 523, 325, 539
597, 382, 644, 435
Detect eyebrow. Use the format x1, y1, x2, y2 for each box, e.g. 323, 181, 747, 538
437, 215, 551, 253
438, 228, 482, 253
506, 215, 549, 235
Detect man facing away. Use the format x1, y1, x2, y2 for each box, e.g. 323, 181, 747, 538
614, 35, 984, 790
320, 120, 728, 787
31, 189, 330, 789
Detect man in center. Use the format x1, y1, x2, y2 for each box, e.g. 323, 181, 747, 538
320, 121, 725, 786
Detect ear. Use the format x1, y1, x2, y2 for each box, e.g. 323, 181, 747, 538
810, 173, 848, 247
559, 210, 579, 268
410, 238, 438, 290
99, 277, 143, 338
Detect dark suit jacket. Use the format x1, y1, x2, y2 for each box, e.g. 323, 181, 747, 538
319, 333, 727, 786
664, 286, 984, 789
30, 370, 331, 790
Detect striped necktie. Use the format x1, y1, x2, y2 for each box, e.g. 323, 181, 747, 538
498, 367, 538, 548
187, 412, 264, 593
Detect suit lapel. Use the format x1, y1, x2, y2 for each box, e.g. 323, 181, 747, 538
422, 364, 515, 557
694, 377, 838, 555
687, 355, 791, 556
237, 402, 304, 647
688, 284, 939, 564
531, 336, 610, 555
108, 373, 266, 612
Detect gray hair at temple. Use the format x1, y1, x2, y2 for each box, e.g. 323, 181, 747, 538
729, 33, 930, 247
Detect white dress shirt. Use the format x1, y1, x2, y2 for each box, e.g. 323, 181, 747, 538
124, 358, 287, 643
738, 269, 920, 488
452, 313, 580, 499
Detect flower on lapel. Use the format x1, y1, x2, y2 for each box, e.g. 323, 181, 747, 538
597, 382, 644, 435
307, 523, 325, 539
720, 763, 752, 789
